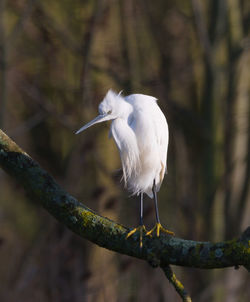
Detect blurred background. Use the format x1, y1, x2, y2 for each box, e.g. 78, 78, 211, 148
0, 0, 250, 301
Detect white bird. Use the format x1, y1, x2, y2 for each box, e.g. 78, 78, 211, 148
76, 90, 174, 247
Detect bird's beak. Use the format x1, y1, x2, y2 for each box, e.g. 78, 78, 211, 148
75, 114, 112, 134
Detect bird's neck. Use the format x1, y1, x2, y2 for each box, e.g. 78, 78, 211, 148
117, 99, 133, 121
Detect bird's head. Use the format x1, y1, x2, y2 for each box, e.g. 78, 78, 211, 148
75, 89, 124, 134
98, 89, 121, 117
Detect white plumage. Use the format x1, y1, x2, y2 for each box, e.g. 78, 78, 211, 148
76, 89, 169, 198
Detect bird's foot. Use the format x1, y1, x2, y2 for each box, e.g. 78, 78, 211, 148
126, 225, 148, 248
146, 222, 175, 237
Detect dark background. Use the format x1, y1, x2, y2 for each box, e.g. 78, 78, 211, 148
0, 0, 249, 301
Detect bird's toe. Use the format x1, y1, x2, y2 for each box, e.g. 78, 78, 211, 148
146, 223, 174, 237
126, 225, 147, 248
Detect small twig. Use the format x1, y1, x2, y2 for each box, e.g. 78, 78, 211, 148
8, 112, 47, 137
162, 265, 192, 302
7, 0, 39, 44
20, 82, 74, 130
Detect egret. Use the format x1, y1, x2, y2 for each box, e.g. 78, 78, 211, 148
76, 90, 174, 247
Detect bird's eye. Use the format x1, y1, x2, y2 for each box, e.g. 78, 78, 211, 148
107, 110, 112, 114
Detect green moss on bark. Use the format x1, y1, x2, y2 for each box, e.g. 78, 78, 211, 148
0, 129, 250, 270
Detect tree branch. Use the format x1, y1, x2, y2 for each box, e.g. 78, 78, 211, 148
0, 128, 250, 272
162, 265, 192, 302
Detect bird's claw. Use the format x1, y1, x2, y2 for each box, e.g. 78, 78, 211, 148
126, 225, 148, 248
146, 222, 175, 237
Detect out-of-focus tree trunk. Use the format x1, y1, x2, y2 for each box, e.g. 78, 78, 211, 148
0, 0, 250, 301
0, 0, 7, 129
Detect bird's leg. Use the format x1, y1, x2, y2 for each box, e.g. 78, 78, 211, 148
146, 180, 175, 237
139, 191, 144, 226
126, 193, 147, 248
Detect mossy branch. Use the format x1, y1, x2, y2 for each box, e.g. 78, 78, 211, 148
0, 129, 250, 270
162, 265, 192, 302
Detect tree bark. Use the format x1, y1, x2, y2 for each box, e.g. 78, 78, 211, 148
0, 128, 249, 273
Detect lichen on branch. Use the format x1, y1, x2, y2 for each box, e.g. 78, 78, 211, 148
0, 129, 250, 271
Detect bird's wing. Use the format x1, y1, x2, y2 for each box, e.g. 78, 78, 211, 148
126, 94, 169, 174
149, 100, 169, 178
